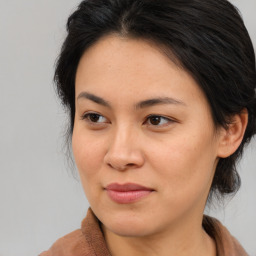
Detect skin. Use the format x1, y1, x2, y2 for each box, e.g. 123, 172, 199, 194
72, 34, 248, 256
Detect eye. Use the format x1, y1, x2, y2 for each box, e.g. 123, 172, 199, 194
81, 112, 108, 124
145, 115, 174, 127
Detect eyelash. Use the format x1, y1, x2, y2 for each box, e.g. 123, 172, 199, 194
81, 112, 175, 127
81, 112, 108, 124
144, 115, 174, 127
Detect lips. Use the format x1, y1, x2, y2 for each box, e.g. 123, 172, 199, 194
105, 183, 154, 204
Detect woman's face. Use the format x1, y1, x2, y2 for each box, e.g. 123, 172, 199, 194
73, 34, 223, 237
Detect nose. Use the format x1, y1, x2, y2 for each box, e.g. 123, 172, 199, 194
103, 126, 145, 171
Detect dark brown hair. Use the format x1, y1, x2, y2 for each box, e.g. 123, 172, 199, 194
54, 0, 256, 200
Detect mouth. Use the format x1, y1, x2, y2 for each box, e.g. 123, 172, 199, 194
105, 183, 154, 204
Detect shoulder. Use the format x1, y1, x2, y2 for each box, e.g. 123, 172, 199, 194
203, 215, 249, 256
39, 229, 91, 256
39, 208, 111, 256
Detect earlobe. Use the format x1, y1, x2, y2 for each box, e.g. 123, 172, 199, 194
217, 108, 248, 158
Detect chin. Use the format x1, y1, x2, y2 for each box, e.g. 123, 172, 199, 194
99, 209, 157, 237
106, 220, 153, 237
90, 198, 161, 237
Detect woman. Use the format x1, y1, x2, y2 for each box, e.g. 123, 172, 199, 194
40, 0, 256, 255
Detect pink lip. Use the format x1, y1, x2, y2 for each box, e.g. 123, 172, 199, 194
105, 183, 154, 204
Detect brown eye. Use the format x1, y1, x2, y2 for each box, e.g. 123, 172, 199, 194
149, 116, 162, 125
88, 113, 101, 122
146, 115, 173, 126
82, 113, 108, 123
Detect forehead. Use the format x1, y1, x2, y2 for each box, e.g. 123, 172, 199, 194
76, 34, 180, 84
75, 34, 207, 107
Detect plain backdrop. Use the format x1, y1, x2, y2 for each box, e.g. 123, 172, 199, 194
0, 0, 255, 255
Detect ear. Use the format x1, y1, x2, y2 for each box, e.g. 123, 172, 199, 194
217, 108, 248, 158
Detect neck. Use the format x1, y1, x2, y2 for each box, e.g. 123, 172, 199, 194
101, 215, 216, 256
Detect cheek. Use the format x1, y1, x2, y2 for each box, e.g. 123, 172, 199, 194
72, 129, 110, 207
72, 128, 106, 183
147, 130, 217, 200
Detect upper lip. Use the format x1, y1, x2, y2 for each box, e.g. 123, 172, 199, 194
105, 183, 154, 192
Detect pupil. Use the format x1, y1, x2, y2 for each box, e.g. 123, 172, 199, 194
90, 114, 100, 122
150, 116, 161, 125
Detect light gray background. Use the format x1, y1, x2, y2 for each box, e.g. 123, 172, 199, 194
0, 0, 255, 255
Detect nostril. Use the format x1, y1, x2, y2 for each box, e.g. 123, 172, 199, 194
107, 163, 114, 168
107, 162, 135, 171
104, 147, 145, 171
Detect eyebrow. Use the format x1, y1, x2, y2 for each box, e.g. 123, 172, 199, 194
77, 91, 186, 109
77, 92, 111, 108
135, 97, 186, 109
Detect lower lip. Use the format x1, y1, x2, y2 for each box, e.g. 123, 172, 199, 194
106, 190, 153, 204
